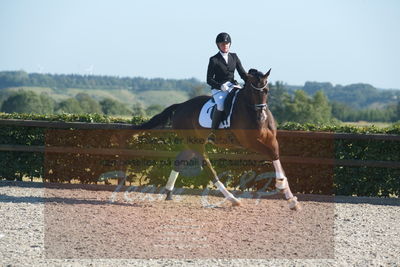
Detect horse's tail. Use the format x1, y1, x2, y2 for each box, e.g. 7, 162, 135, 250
134, 103, 180, 129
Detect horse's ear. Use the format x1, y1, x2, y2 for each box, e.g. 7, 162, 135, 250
264, 68, 271, 79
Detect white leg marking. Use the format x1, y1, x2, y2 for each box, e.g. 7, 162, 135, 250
272, 160, 298, 207
273, 159, 288, 190
165, 170, 179, 191
272, 159, 286, 179
283, 188, 294, 200
214, 180, 241, 206
214, 181, 234, 199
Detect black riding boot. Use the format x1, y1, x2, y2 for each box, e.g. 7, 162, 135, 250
207, 110, 223, 144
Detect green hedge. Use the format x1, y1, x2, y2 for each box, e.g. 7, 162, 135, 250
0, 112, 145, 124
0, 113, 143, 181
279, 121, 400, 135
1, 113, 399, 197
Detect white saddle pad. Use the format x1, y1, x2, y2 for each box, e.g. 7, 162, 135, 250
199, 89, 240, 129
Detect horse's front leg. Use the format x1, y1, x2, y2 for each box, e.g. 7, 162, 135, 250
272, 158, 300, 210
241, 132, 300, 211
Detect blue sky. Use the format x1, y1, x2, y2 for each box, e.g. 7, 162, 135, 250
1, 0, 399, 89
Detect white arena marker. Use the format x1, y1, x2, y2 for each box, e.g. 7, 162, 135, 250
0, 233, 5, 239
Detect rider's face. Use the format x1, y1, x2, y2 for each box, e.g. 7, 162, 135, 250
218, 42, 230, 53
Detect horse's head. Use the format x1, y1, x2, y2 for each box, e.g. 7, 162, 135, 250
243, 68, 271, 123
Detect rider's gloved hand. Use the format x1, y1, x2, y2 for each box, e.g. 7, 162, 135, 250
220, 81, 233, 91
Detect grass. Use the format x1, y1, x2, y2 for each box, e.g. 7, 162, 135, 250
136, 90, 189, 107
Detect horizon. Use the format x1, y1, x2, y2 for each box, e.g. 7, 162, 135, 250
2, 69, 399, 90
1, 0, 399, 89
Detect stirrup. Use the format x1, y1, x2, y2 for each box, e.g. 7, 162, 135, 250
275, 177, 288, 190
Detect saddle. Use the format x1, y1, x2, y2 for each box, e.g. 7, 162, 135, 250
198, 87, 241, 129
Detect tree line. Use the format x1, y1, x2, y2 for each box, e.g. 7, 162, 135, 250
1, 85, 399, 123
268, 82, 335, 124
1, 71, 399, 123
294, 81, 400, 110
268, 82, 400, 123
0, 71, 203, 91
3, 85, 397, 124
0, 90, 165, 117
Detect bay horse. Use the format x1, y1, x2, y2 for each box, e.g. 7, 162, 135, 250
135, 68, 300, 210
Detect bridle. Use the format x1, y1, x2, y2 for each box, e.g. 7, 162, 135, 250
250, 82, 268, 91
249, 82, 268, 111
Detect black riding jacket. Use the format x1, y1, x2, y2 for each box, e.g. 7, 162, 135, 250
206, 52, 247, 89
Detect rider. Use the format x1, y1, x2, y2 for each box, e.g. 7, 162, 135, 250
206, 32, 247, 143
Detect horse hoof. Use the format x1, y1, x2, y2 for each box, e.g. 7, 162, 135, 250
165, 190, 173, 201
232, 201, 242, 207
229, 197, 242, 207
290, 203, 301, 211
288, 196, 301, 211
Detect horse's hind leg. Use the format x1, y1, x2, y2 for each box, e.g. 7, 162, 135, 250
163, 141, 241, 206
164, 148, 200, 200
165, 169, 180, 200
201, 154, 241, 207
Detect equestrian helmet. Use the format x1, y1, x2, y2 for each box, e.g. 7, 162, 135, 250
216, 32, 231, 44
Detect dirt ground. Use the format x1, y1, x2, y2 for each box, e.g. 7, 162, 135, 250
1, 181, 399, 266
44, 185, 334, 259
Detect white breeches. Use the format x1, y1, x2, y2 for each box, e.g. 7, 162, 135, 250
211, 89, 229, 111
